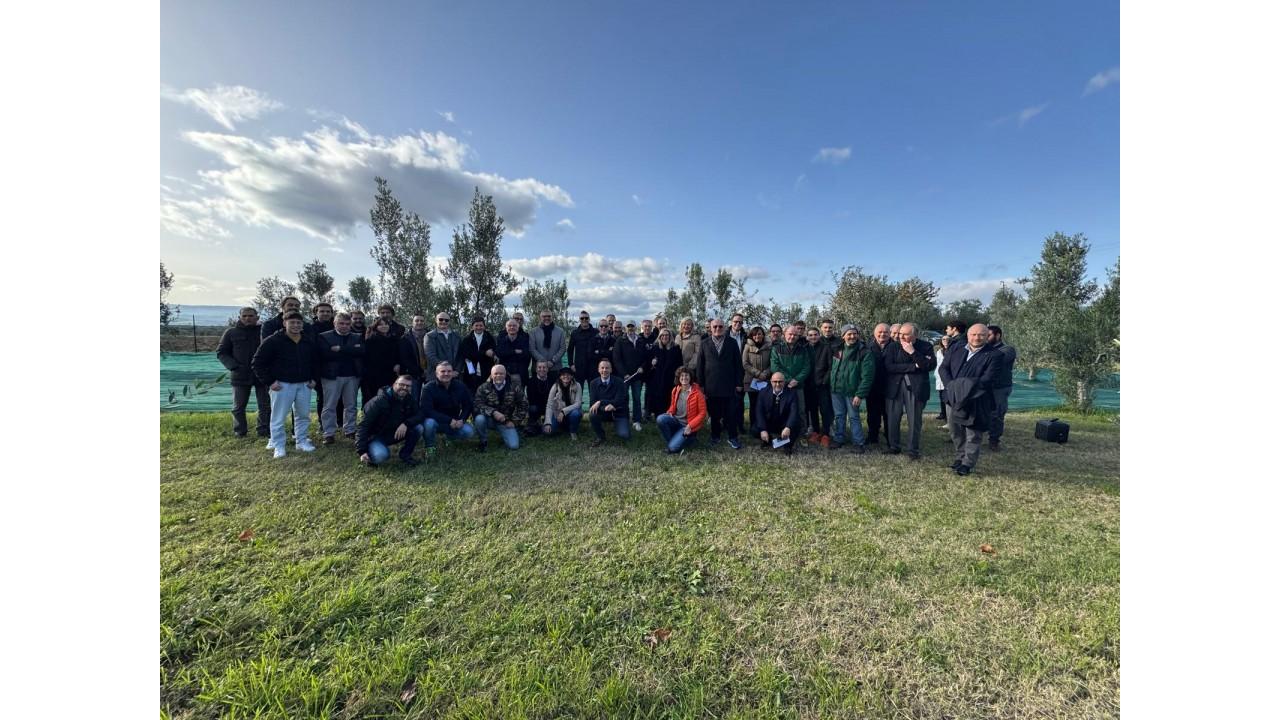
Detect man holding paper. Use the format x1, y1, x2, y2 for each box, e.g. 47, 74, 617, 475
611, 320, 647, 432
755, 372, 801, 456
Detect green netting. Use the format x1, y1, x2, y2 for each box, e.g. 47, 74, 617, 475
161, 352, 1119, 413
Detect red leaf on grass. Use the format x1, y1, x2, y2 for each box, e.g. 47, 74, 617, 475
644, 627, 673, 649
238, 529, 255, 542
979, 544, 996, 555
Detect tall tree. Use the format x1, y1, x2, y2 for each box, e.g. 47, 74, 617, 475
368, 176, 443, 316
663, 263, 711, 324
519, 278, 572, 329
825, 266, 942, 332
296, 259, 335, 314
1014, 232, 1117, 410
443, 187, 521, 327
251, 276, 297, 315
344, 276, 375, 313
160, 261, 178, 327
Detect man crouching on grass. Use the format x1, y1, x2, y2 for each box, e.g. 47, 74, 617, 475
357, 374, 425, 467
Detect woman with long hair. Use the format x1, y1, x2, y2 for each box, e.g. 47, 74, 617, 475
741, 325, 771, 435
645, 327, 684, 420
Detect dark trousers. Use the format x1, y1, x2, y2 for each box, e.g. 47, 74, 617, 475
814, 384, 833, 436
866, 391, 888, 443
232, 383, 271, 436
730, 390, 745, 436
948, 411, 983, 469
706, 395, 739, 440
887, 386, 926, 457
936, 390, 948, 420
745, 389, 760, 434
762, 414, 795, 455
804, 382, 818, 432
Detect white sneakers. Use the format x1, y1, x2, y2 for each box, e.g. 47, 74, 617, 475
296, 441, 317, 452
633, 422, 643, 432
273, 447, 287, 459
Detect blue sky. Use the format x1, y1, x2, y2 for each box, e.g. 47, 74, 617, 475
160, 0, 1119, 317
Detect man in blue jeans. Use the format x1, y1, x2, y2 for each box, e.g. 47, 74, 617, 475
356, 375, 425, 467
473, 364, 528, 452
419, 361, 477, 456
251, 310, 319, 459
588, 358, 631, 447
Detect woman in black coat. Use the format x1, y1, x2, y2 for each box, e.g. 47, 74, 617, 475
361, 317, 401, 409
645, 328, 685, 419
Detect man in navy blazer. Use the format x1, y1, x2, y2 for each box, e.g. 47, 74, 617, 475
939, 323, 1004, 476
755, 372, 801, 455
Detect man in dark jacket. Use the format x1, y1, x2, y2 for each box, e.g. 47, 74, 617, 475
755, 372, 801, 456
612, 321, 647, 430
458, 316, 497, 393
217, 307, 270, 438
986, 325, 1017, 451
865, 323, 892, 446
420, 361, 477, 455
496, 318, 532, 386
588, 358, 631, 446
400, 314, 431, 400
524, 360, 556, 436
589, 319, 615, 382
940, 324, 1003, 475
882, 322, 937, 460
317, 312, 364, 443
425, 312, 461, 377
473, 364, 528, 451
251, 311, 320, 458
356, 374, 425, 467
567, 311, 598, 385
696, 318, 744, 448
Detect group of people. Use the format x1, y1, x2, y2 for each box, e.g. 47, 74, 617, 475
216, 298, 1017, 475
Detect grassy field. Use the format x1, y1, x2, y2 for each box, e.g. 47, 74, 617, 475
160, 410, 1119, 719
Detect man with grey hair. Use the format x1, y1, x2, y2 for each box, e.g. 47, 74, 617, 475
529, 309, 567, 373
881, 322, 936, 459
865, 322, 893, 446
317, 311, 364, 443
939, 323, 1003, 475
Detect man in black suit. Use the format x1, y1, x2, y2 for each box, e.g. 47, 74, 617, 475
567, 311, 598, 386
696, 318, 744, 448
882, 322, 937, 460
457, 316, 497, 393
588, 358, 631, 447
755, 372, 801, 456
940, 323, 1003, 476
865, 323, 892, 445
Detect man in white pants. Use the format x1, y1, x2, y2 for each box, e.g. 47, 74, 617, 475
252, 311, 319, 458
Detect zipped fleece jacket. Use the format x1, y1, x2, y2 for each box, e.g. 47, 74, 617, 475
251, 329, 318, 386
830, 340, 876, 399
770, 340, 811, 385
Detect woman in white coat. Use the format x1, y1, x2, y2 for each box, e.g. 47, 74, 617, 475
934, 336, 950, 422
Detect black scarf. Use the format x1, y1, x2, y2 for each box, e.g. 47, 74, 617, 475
542, 322, 555, 349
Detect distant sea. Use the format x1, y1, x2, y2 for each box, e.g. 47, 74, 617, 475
168, 304, 247, 326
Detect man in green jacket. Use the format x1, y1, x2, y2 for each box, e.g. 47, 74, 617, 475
829, 324, 876, 453
770, 325, 811, 435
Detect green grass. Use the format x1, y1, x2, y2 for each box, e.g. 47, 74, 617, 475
161, 410, 1119, 719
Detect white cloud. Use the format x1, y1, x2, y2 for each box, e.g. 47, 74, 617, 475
936, 278, 1019, 305
812, 147, 851, 164
160, 196, 233, 244
720, 264, 770, 281
177, 122, 573, 243
507, 252, 671, 287
1082, 67, 1120, 96
569, 285, 669, 318
438, 110, 456, 123
554, 218, 576, 231
161, 84, 283, 130
1017, 103, 1049, 127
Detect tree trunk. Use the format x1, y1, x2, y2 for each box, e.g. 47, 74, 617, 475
1027, 365, 1038, 381
1076, 380, 1092, 412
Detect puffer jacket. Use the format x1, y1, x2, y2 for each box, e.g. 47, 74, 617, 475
830, 340, 876, 399
742, 338, 772, 386
217, 321, 264, 386
544, 380, 583, 426
666, 382, 708, 433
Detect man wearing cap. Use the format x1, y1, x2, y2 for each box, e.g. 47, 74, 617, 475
612, 320, 647, 431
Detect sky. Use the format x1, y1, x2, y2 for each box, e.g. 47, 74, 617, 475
160, 0, 1119, 319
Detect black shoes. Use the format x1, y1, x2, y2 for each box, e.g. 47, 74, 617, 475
988, 440, 1001, 451
955, 464, 972, 476
590, 438, 603, 447
322, 436, 335, 445
882, 448, 901, 455
908, 453, 921, 461
850, 444, 865, 454
476, 443, 487, 453
400, 456, 422, 467
950, 460, 963, 470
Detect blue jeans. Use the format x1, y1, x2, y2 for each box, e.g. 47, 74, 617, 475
627, 381, 645, 424
268, 381, 312, 448
548, 407, 583, 434
831, 392, 866, 447
657, 413, 698, 452
474, 414, 521, 449
367, 423, 423, 465
590, 410, 631, 441
422, 418, 476, 448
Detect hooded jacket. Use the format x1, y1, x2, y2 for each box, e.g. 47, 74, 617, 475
830, 340, 876, 399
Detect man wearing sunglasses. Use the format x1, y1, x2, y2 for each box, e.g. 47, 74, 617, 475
425, 312, 461, 378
